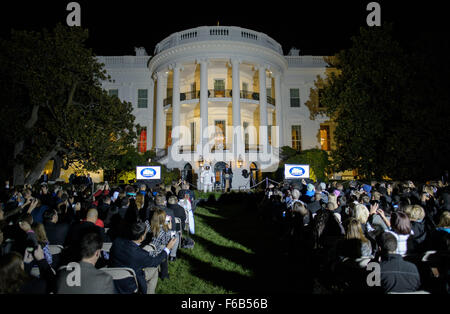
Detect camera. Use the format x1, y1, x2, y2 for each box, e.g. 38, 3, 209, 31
170, 231, 176, 239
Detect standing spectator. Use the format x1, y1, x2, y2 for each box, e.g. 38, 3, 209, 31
378, 232, 421, 293
109, 221, 177, 294
56, 233, 116, 294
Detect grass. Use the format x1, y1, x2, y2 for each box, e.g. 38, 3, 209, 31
155, 192, 272, 294
156, 191, 318, 294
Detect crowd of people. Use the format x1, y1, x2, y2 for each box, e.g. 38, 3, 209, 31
260, 178, 450, 293
0, 179, 196, 294
1, 174, 449, 294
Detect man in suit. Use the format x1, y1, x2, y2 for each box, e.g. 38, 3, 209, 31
222, 163, 233, 192
109, 221, 177, 294
56, 232, 116, 294
43, 209, 70, 246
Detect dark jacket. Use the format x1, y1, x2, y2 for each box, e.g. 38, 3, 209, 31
408, 220, 428, 254
44, 221, 70, 246
380, 253, 421, 293
167, 203, 187, 231
109, 237, 168, 294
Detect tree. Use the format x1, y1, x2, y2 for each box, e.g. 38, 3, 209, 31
0, 24, 138, 185
305, 24, 450, 181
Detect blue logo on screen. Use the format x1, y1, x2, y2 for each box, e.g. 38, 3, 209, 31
140, 168, 157, 178
289, 167, 305, 177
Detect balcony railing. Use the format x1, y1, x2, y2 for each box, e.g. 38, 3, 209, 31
175, 144, 266, 153
164, 90, 276, 106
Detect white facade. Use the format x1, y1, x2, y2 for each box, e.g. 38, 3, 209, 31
98, 26, 330, 189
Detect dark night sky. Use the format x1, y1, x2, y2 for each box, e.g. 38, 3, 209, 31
0, 0, 447, 56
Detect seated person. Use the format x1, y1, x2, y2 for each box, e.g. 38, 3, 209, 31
56, 232, 116, 294
109, 221, 177, 294
378, 232, 421, 293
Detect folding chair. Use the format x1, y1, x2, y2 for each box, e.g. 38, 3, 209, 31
48, 244, 64, 255
102, 242, 113, 252
100, 267, 139, 293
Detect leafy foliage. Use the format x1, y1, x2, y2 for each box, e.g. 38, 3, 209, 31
0, 24, 138, 184
306, 24, 450, 181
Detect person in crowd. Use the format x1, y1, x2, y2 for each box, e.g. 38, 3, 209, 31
109, 221, 177, 294
343, 218, 372, 258
379, 211, 413, 256
31, 223, 52, 267
56, 232, 115, 294
167, 195, 186, 234
403, 205, 429, 254
149, 209, 172, 278
63, 208, 108, 264
0, 245, 55, 294
378, 232, 421, 293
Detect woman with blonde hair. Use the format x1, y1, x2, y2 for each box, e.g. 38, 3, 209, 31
403, 205, 428, 253
345, 218, 372, 257
149, 209, 172, 279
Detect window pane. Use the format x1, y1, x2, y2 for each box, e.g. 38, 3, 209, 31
291, 125, 301, 151
109, 89, 119, 97
138, 89, 148, 108
290, 88, 300, 107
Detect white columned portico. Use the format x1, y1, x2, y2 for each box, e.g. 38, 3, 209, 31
231, 58, 243, 156
198, 58, 209, 156
170, 63, 182, 150
154, 71, 167, 151
274, 72, 283, 147
258, 64, 269, 151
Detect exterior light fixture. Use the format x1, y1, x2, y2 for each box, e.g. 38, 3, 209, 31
198, 156, 204, 168
237, 156, 243, 168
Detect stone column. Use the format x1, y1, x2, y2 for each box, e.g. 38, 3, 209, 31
198, 58, 209, 156
171, 63, 182, 150
147, 78, 155, 150
274, 72, 283, 147
154, 71, 166, 151
258, 64, 269, 151
231, 58, 243, 156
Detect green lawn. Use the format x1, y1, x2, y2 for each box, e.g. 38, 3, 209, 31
156, 192, 271, 294
155, 191, 317, 294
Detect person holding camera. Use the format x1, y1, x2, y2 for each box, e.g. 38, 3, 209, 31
0, 243, 56, 294
109, 221, 177, 294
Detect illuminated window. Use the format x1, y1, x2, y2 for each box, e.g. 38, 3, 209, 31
214, 79, 225, 97
137, 89, 148, 108
291, 125, 302, 151
320, 125, 331, 151
138, 127, 147, 153
166, 126, 172, 147
290, 88, 300, 107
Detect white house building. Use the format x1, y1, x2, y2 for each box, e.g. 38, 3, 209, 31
97, 25, 334, 189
